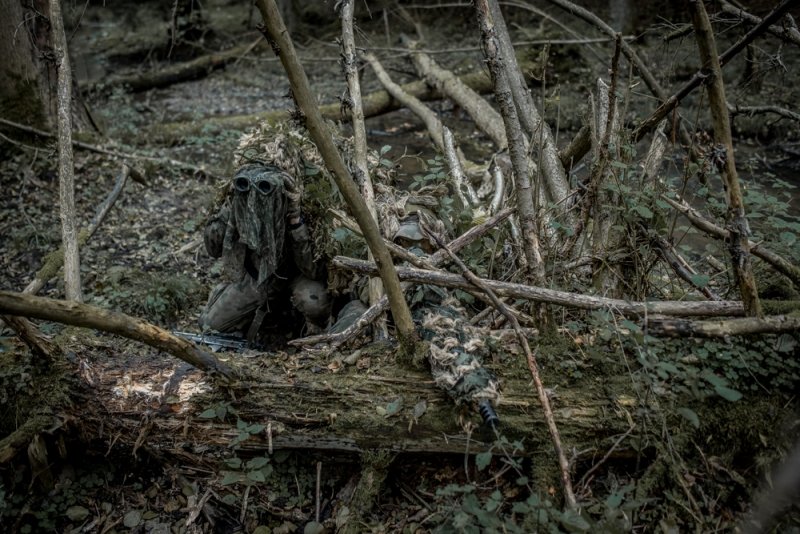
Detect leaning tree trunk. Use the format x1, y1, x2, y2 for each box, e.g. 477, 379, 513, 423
0, 0, 90, 135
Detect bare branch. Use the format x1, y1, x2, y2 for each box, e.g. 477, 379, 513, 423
689, 0, 761, 316
255, 0, 418, 350
340, 0, 386, 339
0, 291, 236, 379
663, 196, 800, 287
332, 256, 748, 317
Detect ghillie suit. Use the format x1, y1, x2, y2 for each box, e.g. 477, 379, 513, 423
199, 125, 336, 341
219, 120, 500, 412
419, 301, 500, 409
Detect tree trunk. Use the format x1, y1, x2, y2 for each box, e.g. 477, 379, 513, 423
50, 0, 82, 302
0, 0, 55, 130
0, 0, 91, 136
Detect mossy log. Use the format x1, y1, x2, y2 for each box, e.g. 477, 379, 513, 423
147, 61, 541, 144
69, 342, 634, 460
81, 40, 262, 94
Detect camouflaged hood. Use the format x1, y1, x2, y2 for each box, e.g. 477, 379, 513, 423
223, 164, 296, 289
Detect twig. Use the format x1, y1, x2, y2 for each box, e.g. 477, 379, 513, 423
663, 195, 800, 287
650, 232, 719, 300
340, 0, 387, 339
633, 0, 797, 143
25, 165, 130, 295
578, 425, 635, 489
240, 484, 250, 524
315, 461, 322, 523
442, 127, 479, 209
186, 487, 213, 527
720, 0, 800, 48
255, 0, 418, 351
0, 117, 218, 179
728, 103, 800, 123
421, 222, 577, 509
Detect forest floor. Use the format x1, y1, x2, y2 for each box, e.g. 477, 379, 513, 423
1, 1, 800, 533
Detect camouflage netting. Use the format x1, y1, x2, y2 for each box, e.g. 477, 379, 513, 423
420, 299, 500, 405
230, 121, 500, 406
231, 120, 395, 294
221, 165, 293, 289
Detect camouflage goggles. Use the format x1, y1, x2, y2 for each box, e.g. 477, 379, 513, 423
232, 165, 288, 195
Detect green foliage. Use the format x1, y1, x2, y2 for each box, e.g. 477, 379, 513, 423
2, 457, 121, 532
220, 453, 274, 487
95, 86, 143, 137
91, 266, 202, 325
198, 401, 236, 422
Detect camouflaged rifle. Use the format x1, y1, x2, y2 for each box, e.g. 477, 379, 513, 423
172, 331, 251, 352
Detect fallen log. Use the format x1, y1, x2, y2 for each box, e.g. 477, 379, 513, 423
81, 39, 263, 93
0, 291, 235, 379
332, 256, 748, 317
69, 339, 635, 458
646, 315, 800, 337
147, 61, 540, 144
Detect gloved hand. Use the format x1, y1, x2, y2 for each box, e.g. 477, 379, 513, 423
287, 201, 303, 229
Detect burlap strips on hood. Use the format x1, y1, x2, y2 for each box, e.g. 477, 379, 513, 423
222, 164, 297, 289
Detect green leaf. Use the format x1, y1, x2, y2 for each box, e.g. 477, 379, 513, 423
66, 505, 90, 521
657, 361, 680, 375
412, 399, 427, 420
199, 408, 217, 419
605, 491, 623, 510
246, 457, 269, 470
380, 158, 393, 168
779, 231, 797, 246
247, 470, 266, 483
485, 490, 502, 512
220, 471, 242, 486
702, 372, 726, 387
559, 509, 591, 532
475, 451, 492, 471
677, 407, 700, 428
384, 397, 404, 417
632, 205, 653, 219
714, 385, 743, 402
224, 457, 242, 469
380, 145, 391, 155
512, 502, 530, 514
690, 274, 710, 288
246, 423, 265, 435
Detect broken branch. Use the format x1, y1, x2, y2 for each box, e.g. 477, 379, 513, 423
0, 291, 236, 379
